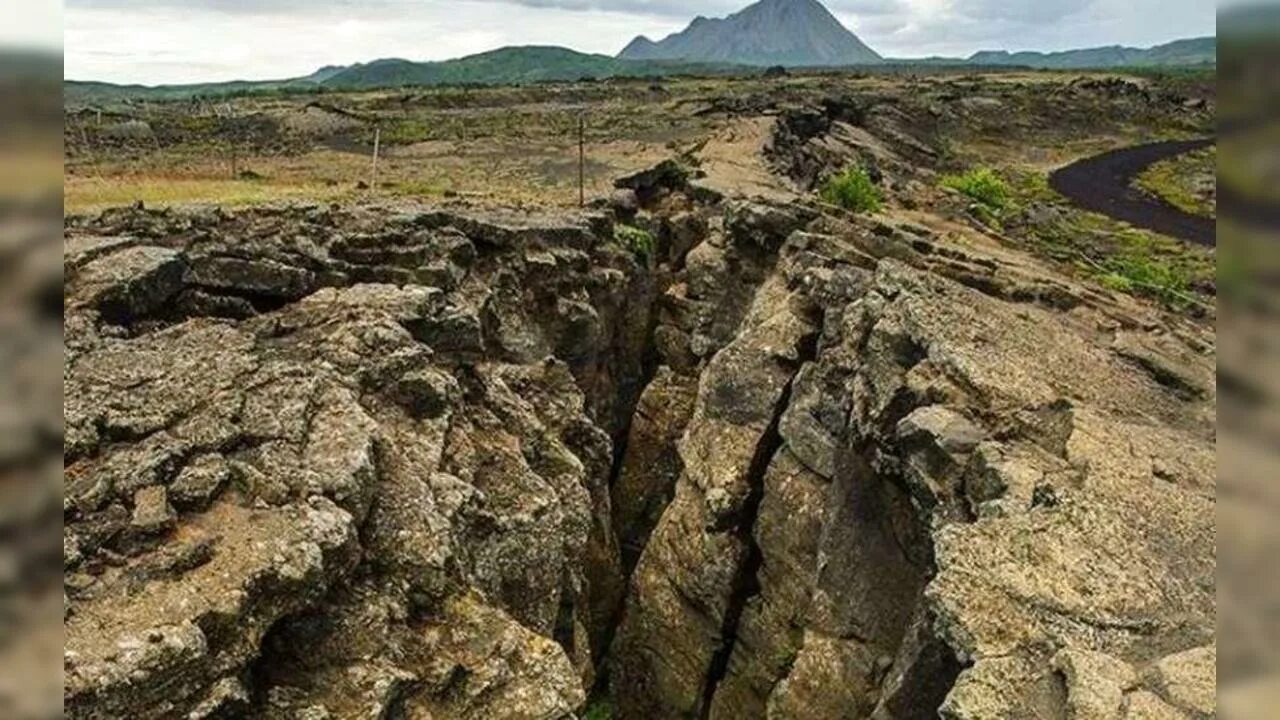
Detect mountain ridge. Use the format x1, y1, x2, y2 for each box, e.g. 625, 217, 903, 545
63, 26, 1213, 105
320, 45, 735, 89
619, 0, 882, 67
63, 46, 741, 105
960, 36, 1215, 69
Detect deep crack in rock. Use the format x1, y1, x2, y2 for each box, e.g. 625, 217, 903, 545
699, 329, 815, 720
64, 148, 1216, 719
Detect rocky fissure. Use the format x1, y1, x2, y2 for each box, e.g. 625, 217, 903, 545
66, 142, 1215, 719
700, 331, 815, 720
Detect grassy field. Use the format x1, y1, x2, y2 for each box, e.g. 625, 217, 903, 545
65, 71, 1210, 213
1135, 145, 1216, 218
63, 69, 1217, 314
64, 84, 731, 212
65, 175, 354, 210
996, 167, 1215, 312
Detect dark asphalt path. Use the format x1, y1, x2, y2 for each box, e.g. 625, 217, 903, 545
1048, 138, 1216, 247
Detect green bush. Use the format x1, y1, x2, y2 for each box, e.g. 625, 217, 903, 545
582, 701, 614, 720
615, 224, 656, 261
941, 167, 1011, 211
819, 166, 883, 213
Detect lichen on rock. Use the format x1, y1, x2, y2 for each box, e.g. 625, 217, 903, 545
64, 153, 1215, 718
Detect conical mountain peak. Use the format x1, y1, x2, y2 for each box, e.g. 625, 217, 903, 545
618, 0, 881, 67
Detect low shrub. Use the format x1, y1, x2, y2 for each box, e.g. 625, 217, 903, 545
614, 223, 656, 261
582, 701, 614, 720
819, 165, 883, 213
941, 167, 1012, 212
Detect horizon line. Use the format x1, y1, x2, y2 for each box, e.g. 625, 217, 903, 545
63, 32, 1216, 88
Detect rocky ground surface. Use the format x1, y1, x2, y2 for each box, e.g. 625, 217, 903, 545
64, 84, 1216, 719
65, 70, 1213, 214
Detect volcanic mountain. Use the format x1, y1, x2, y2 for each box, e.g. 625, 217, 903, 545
619, 0, 882, 67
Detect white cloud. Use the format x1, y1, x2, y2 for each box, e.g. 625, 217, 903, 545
955, 0, 1095, 24
64, 0, 1217, 84
65, 1, 686, 83
829, 0, 909, 17
837, 0, 1215, 57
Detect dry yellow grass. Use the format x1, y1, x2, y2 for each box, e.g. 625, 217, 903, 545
64, 129, 684, 213
63, 71, 1209, 216
64, 175, 354, 214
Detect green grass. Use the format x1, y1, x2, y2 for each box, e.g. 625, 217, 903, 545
1134, 146, 1215, 218
1002, 170, 1213, 313
582, 700, 614, 720
1009, 170, 1057, 203
941, 167, 1012, 215
614, 224, 656, 262
373, 118, 438, 145
1092, 240, 1196, 307
819, 165, 883, 213
1047, 219, 1207, 311
1076, 229, 1208, 312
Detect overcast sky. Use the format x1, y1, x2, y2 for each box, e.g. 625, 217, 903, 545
1, 0, 61, 51
58, 0, 1217, 85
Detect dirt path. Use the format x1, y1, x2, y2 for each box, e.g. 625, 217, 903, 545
696, 116, 795, 201
1049, 138, 1216, 247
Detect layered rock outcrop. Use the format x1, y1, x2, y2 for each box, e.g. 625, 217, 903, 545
64, 205, 654, 718
65, 164, 1215, 718
606, 182, 1215, 719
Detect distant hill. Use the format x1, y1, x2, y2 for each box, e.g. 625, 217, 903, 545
619, 0, 882, 67
64, 46, 739, 106
300, 65, 349, 84
961, 37, 1215, 69
63, 78, 313, 106
321, 46, 736, 89
64, 32, 1215, 107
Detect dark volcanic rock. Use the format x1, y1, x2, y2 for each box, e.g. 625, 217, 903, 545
614, 159, 692, 205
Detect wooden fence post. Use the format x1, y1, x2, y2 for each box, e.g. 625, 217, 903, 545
578, 113, 586, 207
371, 127, 381, 191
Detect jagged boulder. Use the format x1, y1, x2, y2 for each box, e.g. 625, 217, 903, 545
608, 207, 1215, 719
62, 205, 661, 719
